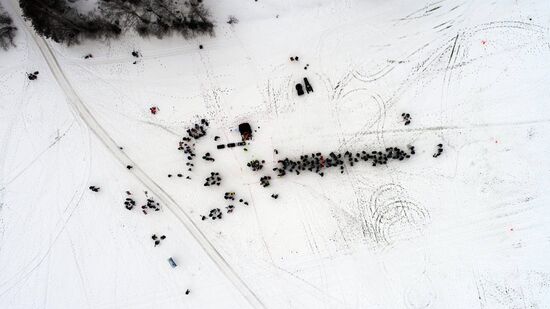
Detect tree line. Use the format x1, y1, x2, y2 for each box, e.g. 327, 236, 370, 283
0, 4, 17, 50
2, 0, 214, 49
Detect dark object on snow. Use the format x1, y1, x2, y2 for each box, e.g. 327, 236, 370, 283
247, 159, 265, 171
239, 123, 253, 140
89, 185, 100, 192
303, 77, 313, 93
217, 144, 225, 149
124, 197, 136, 210
126, 165, 133, 169
131, 50, 140, 58
202, 152, 215, 162
185, 289, 190, 295
204, 172, 221, 186
168, 257, 177, 268
199, 44, 203, 49
84, 54, 93, 59
271, 194, 279, 199
150, 106, 158, 114
208, 208, 223, 219
402, 113, 411, 125
214, 136, 220, 141
227, 143, 236, 148
27, 71, 39, 80
433, 144, 443, 158
295, 83, 304, 96
260, 176, 271, 187
237, 141, 246, 146
0, 6, 17, 51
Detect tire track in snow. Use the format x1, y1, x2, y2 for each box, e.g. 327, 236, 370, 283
8, 3, 265, 308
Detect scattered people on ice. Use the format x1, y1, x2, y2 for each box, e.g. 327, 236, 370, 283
402, 113, 412, 125
271, 193, 279, 199
152, 234, 166, 247
89, 185, 100, 192
84, 54, 93, 59
27, 71, 39, 80
131, 50, 141, 64
124, 197, 136, 210
202, 152, 215, 162
260, 176, 271, 187
247, 159, 264, 171
224, 192, 236, 201
272, 146, 415, 177
204, 172, 221, 186
433, 143, 443, 158
208, 208, 222, 220
178, 119, 210, 174
226, 205, 235, 213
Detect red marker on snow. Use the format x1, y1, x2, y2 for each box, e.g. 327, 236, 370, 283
150, 106, 158, 114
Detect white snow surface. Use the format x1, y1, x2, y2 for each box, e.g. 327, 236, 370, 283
1, 0, 550, 308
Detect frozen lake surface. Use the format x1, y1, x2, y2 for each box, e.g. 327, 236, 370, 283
1, 0, 550, 308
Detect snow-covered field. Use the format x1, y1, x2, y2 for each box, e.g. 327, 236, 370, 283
1, 0, 550, 308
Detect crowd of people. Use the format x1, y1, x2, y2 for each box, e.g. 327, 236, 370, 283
202, 152, 215, 162
247, 159, 264, 171
204, 172, 222, 186
260, 176, 272, 187
273, 146, 415, 178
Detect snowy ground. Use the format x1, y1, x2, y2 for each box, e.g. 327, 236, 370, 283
1, 0, 550, 308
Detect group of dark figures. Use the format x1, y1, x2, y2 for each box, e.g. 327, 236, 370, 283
123, 191, 160, 214
433, 143, 443, 157
247, 159, 265, 171
272, 146, 416, 178
151, 234, 166, 247
402, 113, 412, 125
176, 119, 210, 177
204, 172, 221, 186
27, 71, 39, 80
202, 192, 249, 221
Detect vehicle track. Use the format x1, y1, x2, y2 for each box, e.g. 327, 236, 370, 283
8, 2, 265, 308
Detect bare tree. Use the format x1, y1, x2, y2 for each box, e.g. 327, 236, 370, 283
98, 0, 214, 39
18, 0, 213, 45
0, 4, 17, 50
19, 0, 121, 45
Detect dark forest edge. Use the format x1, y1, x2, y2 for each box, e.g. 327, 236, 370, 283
16, 0, 214, 46
0, 4, 17, 50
